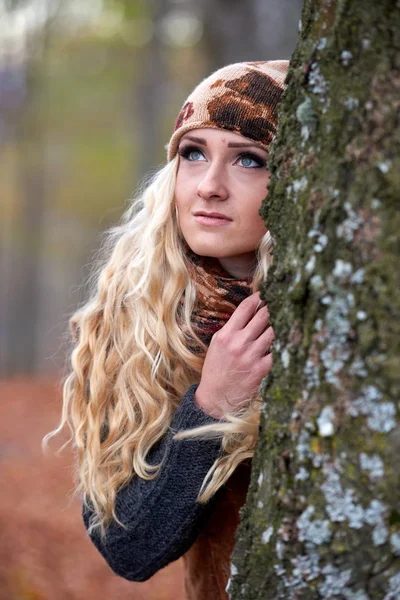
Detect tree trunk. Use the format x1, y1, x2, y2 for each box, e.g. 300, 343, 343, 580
1, 60, 46, 375
201, 0, 302, 69
230, 1, 400, 598
132, 0, 170, 179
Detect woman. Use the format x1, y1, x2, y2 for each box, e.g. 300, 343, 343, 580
45, 60, 288, 599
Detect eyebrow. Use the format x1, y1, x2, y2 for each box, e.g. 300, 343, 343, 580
181, 135, 267, 151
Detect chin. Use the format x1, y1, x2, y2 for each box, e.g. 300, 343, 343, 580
186, 243, 239, 260
184, 238, 221, 257
183, 232, 258, 259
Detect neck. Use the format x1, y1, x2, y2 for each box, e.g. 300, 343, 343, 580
217, 252, 257, 279
186, 253, 253, 349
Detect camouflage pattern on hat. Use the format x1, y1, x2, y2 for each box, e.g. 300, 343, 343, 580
167, 60, 289, 161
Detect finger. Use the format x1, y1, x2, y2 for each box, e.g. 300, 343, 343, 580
256, 352, 273, 378
225, 292, 265, 331
252, 326, 275, 357
242, 305, 270, 341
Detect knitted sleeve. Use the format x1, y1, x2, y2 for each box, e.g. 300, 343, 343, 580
82, 384, 222, 582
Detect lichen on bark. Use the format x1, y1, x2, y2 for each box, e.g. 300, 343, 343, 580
229, 1, 400, 598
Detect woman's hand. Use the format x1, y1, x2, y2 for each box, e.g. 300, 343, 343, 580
195, 292, 275, 418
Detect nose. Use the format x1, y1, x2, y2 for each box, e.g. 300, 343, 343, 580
196, 162, 229, 202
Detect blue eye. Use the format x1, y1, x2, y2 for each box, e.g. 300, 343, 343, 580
178, 145, 205, 161
238, 153, 265, 168
177, 145, 266, 168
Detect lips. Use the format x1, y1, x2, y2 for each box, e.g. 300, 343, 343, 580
193, 212, 233, 227
193, 211, 232, 221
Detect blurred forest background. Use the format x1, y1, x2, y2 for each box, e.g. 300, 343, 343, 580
0, 0, 303, 376
0, 0, 302, 598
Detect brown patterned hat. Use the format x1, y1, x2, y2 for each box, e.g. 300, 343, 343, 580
167, 60, 289, 162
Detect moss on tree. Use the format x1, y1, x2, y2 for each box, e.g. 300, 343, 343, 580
229, 1, 400, 598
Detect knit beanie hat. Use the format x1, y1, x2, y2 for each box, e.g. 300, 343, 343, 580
167, 60, 289, 162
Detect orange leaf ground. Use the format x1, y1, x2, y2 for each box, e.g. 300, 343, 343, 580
0, 378, 186, 600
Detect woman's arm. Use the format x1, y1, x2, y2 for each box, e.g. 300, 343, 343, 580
82, 384, 222, 581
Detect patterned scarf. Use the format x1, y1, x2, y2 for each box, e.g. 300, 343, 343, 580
183, 252, 253, 351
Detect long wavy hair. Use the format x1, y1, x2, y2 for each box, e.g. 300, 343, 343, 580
43, 153, 273, 538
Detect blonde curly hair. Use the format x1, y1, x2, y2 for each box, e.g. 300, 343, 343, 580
43, 154, 273, 538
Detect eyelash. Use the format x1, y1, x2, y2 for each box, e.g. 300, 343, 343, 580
177, 144, 266, 168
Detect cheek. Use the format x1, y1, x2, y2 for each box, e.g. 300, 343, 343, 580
244, 189, 266, 220
174, 190, 192, 238
241, 194, 268, 239
175, 197, 191, 231
246, 213, 268, 240
175, 171, 194, 213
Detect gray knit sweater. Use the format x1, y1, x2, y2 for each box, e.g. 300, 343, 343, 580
82, 384, 222, 581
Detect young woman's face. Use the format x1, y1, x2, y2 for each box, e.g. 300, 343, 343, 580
174, 128, 270, 278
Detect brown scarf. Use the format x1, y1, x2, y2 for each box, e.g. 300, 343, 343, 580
184, 252, 253, 350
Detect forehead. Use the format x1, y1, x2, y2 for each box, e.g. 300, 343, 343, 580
180, 128, 267, 150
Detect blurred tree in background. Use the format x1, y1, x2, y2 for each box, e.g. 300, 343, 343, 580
0, 0, 302, 375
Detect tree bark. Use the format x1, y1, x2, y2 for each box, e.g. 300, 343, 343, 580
230, 1, 400, 598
